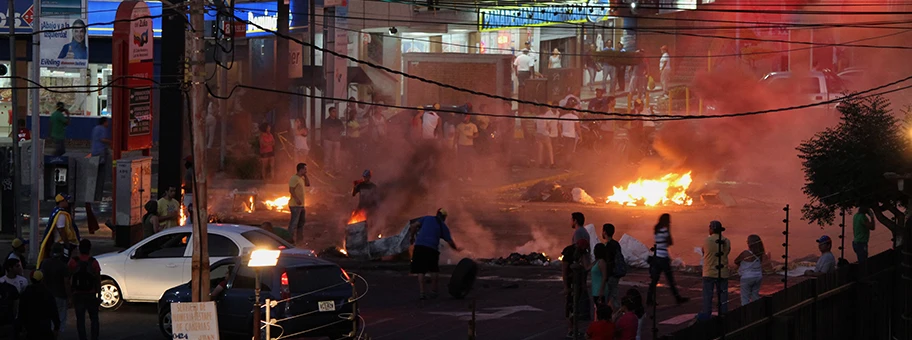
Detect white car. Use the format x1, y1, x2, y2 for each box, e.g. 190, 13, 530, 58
95, 224, 309, 310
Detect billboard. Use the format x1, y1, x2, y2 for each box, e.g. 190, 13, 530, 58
39, 17, 89, 68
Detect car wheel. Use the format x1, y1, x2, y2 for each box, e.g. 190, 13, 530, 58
159, 306, 173, 339
99, 279, 124, 311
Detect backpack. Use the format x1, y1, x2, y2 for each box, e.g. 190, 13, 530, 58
71, 258, 98, 292
610, 241, 627, 278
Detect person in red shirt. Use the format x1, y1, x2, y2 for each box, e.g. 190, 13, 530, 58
67, 239, 101, 340
16, 119, 31, 142
259, 123, 276, 180
614, 294, 641, 340
586, 304, 615, 340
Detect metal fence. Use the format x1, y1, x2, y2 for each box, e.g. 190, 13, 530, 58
661, 250, 910, 340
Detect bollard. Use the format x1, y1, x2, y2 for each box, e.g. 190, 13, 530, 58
468, 300, 476, 340
782, 205, 790, 290
685, 87, 691, 116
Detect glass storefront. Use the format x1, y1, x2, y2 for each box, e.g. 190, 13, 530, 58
37, 64, 113, 117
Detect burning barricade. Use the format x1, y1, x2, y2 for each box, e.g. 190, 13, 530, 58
485, 252, 552, 266
606, 172, 694, 207
343, 209, 413, 260
521, 181, 597, 204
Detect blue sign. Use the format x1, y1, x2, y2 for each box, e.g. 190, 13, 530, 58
0, 0, 35, 34
215, 1, 309, 37
87, 1, 163, 37
479, 0, 612, 32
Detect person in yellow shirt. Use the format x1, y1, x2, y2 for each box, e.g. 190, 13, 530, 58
699, 220, 730, 321
455, 115, 479, 181
288, 163, 312, 244
37, 195, 80, 266
157, 186, 181, 228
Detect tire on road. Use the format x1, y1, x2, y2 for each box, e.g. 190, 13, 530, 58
99, 278, 125, 311
448, 258, 478, 299
158, 306, 172, 339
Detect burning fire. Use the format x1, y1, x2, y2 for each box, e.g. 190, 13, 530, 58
179, 189, 187, 225
263, 196, 290, 212
339, 247, 348, 255
245, 196, 255, 213
605, 172, 694, 207
347, 209, 367, 225
378, 234, 382, 239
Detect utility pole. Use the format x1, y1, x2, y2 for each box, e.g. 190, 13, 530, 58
217, 0, 231, 171
28, 0, 41, 265
188, 0, 210, 303
308, 0, 316, 140
8, 0, 21, 240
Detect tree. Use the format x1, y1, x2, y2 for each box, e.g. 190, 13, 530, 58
798, 95, 912, 243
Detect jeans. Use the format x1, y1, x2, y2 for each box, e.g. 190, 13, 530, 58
323, 140, 341, 172
740, 276, 762, 306
56, 297, 67, 334
700, 277, 729, 319
604, 276, 620, 311
289, 206, 306, 244
647, 257, 682, 302
534, 134, 553, 166
73, 293, 99, 340
853, 241, 869, 263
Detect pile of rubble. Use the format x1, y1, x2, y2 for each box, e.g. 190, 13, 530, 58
485, 252, 552, 266
521, 181, 596, 204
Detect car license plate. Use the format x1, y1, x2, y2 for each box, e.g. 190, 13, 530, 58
318, 300, 336, 312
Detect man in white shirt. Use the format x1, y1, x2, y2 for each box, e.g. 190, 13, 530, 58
1, 258, 29, 294
535, 107, 558, 168
660, 45, 671, 97
513, 49, 534, 86
559, 109, 581, 164
421, 111, 440, 140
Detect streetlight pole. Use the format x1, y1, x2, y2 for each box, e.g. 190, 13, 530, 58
28, 0, 41, 265
7, 0, 21, 241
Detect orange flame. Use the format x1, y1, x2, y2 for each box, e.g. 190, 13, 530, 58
606, 172, 694, 207
179, 189, 187, 225
347, 209, 367, 225
245, 196, 255, 213
263, 196, 291, 212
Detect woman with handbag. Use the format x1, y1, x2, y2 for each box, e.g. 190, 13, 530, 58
646, 213, 689, 306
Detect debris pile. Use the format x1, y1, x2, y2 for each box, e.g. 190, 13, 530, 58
486, 252, 552, 266
319, 246, 349, 258
522, 181, 594, 204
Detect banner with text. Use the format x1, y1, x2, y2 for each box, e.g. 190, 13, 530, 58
39, 15, 89, 68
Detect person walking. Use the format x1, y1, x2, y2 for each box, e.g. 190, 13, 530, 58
258, 123, 276, 180
601, 224, 624, 310
408, 209, 459, 300
699, 221, 731, 320
18, 270, 61, 340
647, 213, 688, 306
68, 239, 100, 340
323, 107, 344, 173
49, 102, 70, 156
157, 187, 181, 229
288, 163, 311, 245
455, 115, 479, 180
659, 46, 672, 97
38, 243, 69, 335
37, 195, 80, 266
90, 117, 112, 201
852, 206, 875, 263
142, 200, 162, 238
734, 235, 766, 306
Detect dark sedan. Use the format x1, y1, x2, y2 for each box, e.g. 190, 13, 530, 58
157, 251, 357, 339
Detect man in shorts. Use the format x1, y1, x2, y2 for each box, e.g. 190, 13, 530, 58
409, 209, 459, 300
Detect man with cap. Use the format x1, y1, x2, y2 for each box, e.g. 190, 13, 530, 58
39, 243, 70, 335
408, 209, 459, 300
806, 235, 836, 276
37, 194, 80, 266
7, 238, 28, 269
18, 270, 61, 339
352, 169, 378, 213
699, 220, 731, 320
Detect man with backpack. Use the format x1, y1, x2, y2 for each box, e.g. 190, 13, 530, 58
67, 239, 100, 340
602, 224, 627, 311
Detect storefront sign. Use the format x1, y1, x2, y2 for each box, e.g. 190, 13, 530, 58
0, 0, 35, 34
479, 0, 612, 32
39, 17, 90, 68
333, 5, 348, 102
86, 0, 162, 37
113, 0, 154, 151
170, 302, 219, 340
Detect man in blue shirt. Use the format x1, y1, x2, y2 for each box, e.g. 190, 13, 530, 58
409, 209, 459, 300
91, 118, 111, 201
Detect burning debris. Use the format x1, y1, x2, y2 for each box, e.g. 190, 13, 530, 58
319, 246, 349, 258
606, 172, 694, 207
263, 196, 290, 212
521, 181, 594, 204
485, 252, 551, 266
348, 209, 368, 225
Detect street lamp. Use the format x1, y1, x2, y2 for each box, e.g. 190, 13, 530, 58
249, 249, 280, 340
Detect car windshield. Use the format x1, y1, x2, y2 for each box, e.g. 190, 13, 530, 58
242, 230, 294, 249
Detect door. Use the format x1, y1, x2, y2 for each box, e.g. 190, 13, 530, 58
217, 265, 271, 335
123, 232, 191, 300
799, 77, 825, 104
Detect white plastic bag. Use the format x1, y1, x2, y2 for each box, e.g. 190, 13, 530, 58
618, 234, 652, 268
571, 188, 596, 204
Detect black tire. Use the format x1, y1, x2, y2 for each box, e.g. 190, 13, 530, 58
99, 278, 124, 311
448, 258, 478, 299
158, 306, 172, 339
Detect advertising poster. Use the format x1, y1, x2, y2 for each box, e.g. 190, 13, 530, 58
39, 0, 88, 68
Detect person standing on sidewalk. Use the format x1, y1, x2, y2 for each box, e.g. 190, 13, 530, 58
6, 238, 27, 270
38, 244, 70, 335
90, 118, 112, 201
852, 206, 875, 263
288, 163, 311, 245
50, 102, 70, 156
157, 187, 181, 228
733, 235, 766, 306
258, 123, 276, 181
699, 221, 730, 320
37, 195, 81, 265
647, 213, 688, 306
18, 270, 60, 340
68, 239, 100, 340
601, 224, 624, 311
455, 115, 479, 180
323, 107, 345, 174
659, 46, 672, 97
559, 108, 581, 166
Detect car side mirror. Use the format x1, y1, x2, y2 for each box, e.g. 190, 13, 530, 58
130, 250, 140, 259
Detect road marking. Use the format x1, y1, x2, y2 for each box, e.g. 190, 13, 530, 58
429, 305, 544, 321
